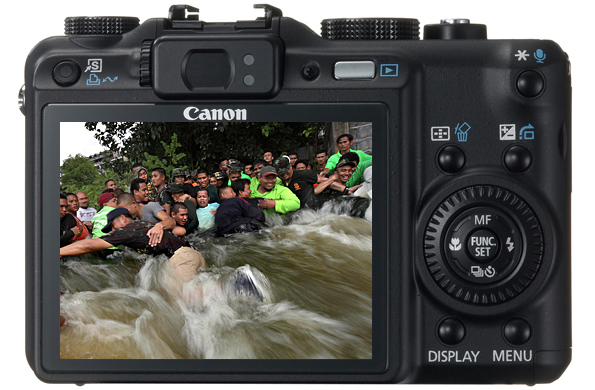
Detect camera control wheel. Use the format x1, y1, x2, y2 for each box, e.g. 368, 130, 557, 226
64, 16, 140, 35
321, 18, 420, 40
423, 186, 544, 305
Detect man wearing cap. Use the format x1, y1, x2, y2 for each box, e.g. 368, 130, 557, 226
322, 152, 367, 195
249, 159, 281, 195
91, 192, 118, 239
170, 183, 199, 236
274, 156, 323, 210
89, 192, 121, 256
251, 166, 300, 217
214, 171, 228, 188
172, 168, 197, 199
317, 155, 370, 218
322, 133, 372, 176
319, 155, 363, 198
226, 159, 251, 184
60, 208, 206, 283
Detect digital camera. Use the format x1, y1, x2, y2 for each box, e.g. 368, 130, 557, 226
22, 4, 571, 384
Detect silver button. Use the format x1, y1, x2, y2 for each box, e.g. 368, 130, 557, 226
334, 61, 376, 80
441, 19, 470, 24
18, 84, 25, 115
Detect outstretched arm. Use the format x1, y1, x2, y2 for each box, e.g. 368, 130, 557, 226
60, 238, 113, 257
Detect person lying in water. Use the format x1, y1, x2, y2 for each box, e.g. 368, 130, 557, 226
59, 208, 206, 283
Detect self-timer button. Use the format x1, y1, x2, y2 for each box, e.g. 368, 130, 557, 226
52, 60, 81, 86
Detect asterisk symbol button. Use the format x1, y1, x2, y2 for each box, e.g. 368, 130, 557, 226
515, 50, 529, 61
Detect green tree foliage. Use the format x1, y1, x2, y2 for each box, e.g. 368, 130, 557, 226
85, 122, 322, 175
141, 134, 188, 178
61, 154, 101, 190
61, 154, 130, 209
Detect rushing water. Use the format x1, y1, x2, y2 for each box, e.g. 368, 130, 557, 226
60, 200, 372, 359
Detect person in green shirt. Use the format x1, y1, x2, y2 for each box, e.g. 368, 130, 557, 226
251, 166, 300, 217
250, 158, 281, 195
91, 192, 118, 238
322, 133, 372, 176
226, 159, 252, 185
90, 192, 121, 257
344, 154, 372, 188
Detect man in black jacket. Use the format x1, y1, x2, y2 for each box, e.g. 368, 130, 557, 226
60, 193, 81, 247
215, 186, 265, 236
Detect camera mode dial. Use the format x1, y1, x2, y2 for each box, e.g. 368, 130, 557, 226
64, 16, 140, 35
321, 19, 420, 40
423, 186, 544, 305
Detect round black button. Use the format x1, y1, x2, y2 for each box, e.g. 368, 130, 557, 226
504, 318, 531, 345
504, 145, 532, 173
517, 70, 545, 98
467, 229, 500, 262
437, 145, 465, 174
438, 318, 466, 345
53, 61, 81, 86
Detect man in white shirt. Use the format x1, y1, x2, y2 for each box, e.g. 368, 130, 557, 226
76, 191, 96, 230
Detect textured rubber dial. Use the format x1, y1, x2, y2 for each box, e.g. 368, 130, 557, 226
64, 17, 140, 35
321, 18, 420, 40
423, 186, 544, 305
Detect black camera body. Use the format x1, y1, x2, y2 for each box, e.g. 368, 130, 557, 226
23, 4, 571, 384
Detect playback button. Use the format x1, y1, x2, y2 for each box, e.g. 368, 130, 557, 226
334, 61, 376, 79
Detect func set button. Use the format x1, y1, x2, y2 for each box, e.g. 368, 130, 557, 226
467, 229, 499, 262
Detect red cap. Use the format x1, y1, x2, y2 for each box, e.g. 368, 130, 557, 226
98, 192, 116, 206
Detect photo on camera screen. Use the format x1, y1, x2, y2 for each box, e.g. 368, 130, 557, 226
58, 121, 373, 360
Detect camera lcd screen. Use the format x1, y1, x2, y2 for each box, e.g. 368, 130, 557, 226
44, 103, 388, 373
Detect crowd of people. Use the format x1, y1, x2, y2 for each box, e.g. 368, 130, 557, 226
59, 133, 372, 285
